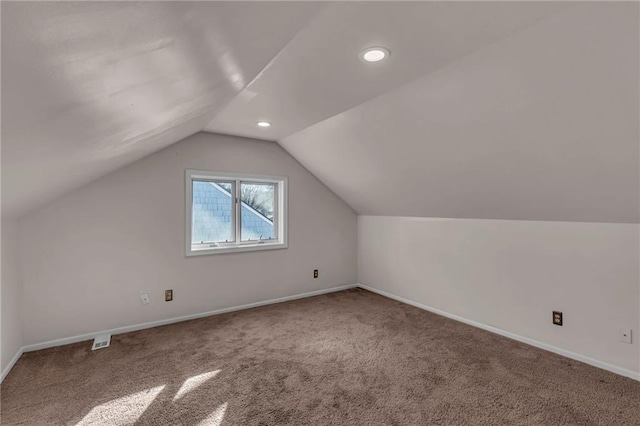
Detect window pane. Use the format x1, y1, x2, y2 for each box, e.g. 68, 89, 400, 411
240, 182, 275, 241
192, 180, 234, 244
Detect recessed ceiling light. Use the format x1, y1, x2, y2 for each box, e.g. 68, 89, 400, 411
256, 121, 271, 128
359, 46, 390, 63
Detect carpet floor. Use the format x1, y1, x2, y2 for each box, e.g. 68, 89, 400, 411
2, 288, 639, 425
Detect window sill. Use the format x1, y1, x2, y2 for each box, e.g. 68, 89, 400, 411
186, 241, 288, 257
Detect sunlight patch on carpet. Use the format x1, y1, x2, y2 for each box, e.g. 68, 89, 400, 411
197, 402, 228, 426
76, 385, 165, 425
173, 370, 221, 401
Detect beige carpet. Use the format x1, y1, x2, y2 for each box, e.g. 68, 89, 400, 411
2, 288, 639, 425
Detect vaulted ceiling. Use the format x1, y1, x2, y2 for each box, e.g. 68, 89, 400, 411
281, 2, 639, 223
1, 1, 322, 217
2, 2, 638, 223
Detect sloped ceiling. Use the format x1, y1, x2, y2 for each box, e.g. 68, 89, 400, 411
281, 2, 639, 223
204, 1, 564, 141
1, 1, 322, 217
3, 2, 637, 223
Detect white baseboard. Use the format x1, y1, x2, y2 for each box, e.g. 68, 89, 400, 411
1, 346, 24, 383
4, 282, 638, 383
22, 284, 358, 353
357, 283, 640, 382
1, 284, 357, 382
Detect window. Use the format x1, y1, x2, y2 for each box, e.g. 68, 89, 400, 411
186, 170, 287, 256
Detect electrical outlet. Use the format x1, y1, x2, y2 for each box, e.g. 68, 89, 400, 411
140, 293, 150, 305
552, 311, 563, 326
313, 269, 318, 279
165, 289, 173, 302
619, 328, 632, 344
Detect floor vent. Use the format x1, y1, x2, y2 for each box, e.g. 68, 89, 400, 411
92, 334, 111, 351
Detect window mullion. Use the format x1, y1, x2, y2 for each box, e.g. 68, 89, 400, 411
235, 179, 241, 243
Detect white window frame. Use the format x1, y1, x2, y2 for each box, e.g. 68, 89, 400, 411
186, 169, 288, 256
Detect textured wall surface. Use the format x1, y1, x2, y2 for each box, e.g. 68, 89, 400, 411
18, 133, 357, 345
1, 218, 23, 374
358, 216, 640, 374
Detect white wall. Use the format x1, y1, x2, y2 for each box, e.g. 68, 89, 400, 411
358, 216, 640, 375
1, 218, 23, 374
18, 132, 357, 345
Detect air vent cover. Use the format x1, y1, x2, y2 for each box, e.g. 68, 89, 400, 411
92, 334, 111, 351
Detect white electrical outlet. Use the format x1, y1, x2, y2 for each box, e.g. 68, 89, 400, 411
619, 328, 632, 344
140, 293, 150, 304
